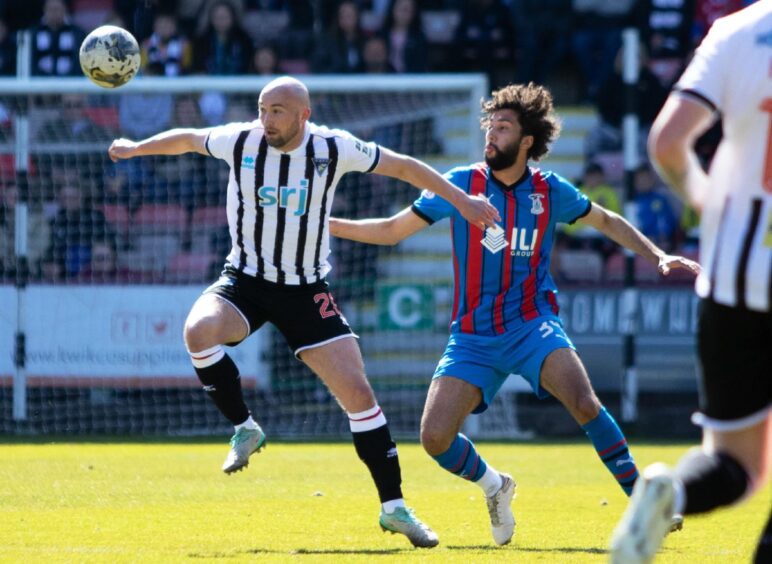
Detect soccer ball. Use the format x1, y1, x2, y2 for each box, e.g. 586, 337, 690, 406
79, 25, 140, 89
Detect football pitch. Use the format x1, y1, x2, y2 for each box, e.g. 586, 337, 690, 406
1, 440, 768, 563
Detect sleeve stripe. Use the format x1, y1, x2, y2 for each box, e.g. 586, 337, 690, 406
567, 200, 593, 225
365, 145, 381, 173
675, 88, 718, 113
204, 131, 214, 157
410, 204, 435, 225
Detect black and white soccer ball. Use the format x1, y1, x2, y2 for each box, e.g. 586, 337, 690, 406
79, 25, 140, 89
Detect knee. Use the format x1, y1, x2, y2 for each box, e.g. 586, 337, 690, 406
183, 316, 220, 352
420, 420, 453, 456
571, 393, 602, 425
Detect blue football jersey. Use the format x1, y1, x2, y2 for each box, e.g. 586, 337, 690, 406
412, 164, 591, 336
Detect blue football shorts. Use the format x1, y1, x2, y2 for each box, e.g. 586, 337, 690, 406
433, 315, 576, 413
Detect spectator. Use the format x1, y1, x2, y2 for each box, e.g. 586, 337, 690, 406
633, 163, 678, 251
513, 0, 572, 86
142, 12, 193, 77
172, 95, 206, 128
193, 0, 253, 75
249, 42, 280, 75
46, 182, 113, 281
692, 0, 753, 44
0, 17, 16, 76
362, 35, 394, 73
30, 0, 85, 77
381, 0, 427, 73
312, 1, 365, 73
571, 0, 636, 101
633, 0, 693, 87
453, 0, 515, 87
76, 240, 134, 283
118, 62, 174, 139
0, 182, 50, 281
585, 45, 669, 159
560, 162, 621, 259
37, 93, 116, 143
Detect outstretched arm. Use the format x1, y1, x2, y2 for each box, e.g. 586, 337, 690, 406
372, 148, 500, 230
648, 93, 715, 211
330, 207, 430, 246
578, 203, 701, 276
108, 128, 211, 162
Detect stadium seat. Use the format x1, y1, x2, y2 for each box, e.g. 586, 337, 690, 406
132, 204, 188, 235
557, 249, 604, 283
190, 206, 228, 254
99, 203, 131, 238
167, 252, 217, 284
83, 106, 120, 129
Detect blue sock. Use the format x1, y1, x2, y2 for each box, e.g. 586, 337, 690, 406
432, 433, 488, 482
581, 406, 639, 495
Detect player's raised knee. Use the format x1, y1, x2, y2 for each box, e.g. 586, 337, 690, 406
183, 315, 224, 352
572, 393, 602, 424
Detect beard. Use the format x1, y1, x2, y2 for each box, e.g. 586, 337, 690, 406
485, 137, 520, 171
265, 121, 301, 148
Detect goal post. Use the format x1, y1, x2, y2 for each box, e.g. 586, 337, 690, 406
0, 74, 517, 438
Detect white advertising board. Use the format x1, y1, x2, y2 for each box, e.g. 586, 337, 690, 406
0, 285, 267, 386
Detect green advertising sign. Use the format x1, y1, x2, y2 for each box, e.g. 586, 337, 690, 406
378, 284, 434, 330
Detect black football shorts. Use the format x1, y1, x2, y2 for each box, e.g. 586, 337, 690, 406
694, 298, 772, 431
203, 266, 356, 357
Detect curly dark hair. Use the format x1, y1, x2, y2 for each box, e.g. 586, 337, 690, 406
481, 83, 561, 162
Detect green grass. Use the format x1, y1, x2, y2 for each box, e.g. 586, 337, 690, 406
0, 441, 768, 563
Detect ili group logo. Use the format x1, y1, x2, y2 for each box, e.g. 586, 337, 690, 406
482, 225, 539, 256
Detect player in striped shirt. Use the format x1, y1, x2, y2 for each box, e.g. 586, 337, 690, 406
611, 3, 772, 562
108, 76, 499, 548
331, 82, 699, 545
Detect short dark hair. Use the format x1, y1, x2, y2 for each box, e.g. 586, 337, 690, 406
481, 82, 560, 161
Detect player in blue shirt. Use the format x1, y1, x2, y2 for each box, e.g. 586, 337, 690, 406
331, 83, 700, 545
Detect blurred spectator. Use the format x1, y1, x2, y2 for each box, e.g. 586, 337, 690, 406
633, 163, 678, 251
0, 182, 50, 281
119, 62, 173, 139
585, 45, 668, 159
312, 1, 365, 73
453, 0, 515, 87
76, 240, 134, 283
634, 0, 693, 87
692, 0, 754, 44
37, 93, 116, 143
46, 183, 113, 280
381, 0, 427, 73
362, 35, 394, 73
193, 0, 253, 75
0, 17, 16, 76
142, 12, 193, 76
571, 0, 636, 101
560, 162, 620, 258
0, 0, 43, 32
513, 0, 572, 85
249, 42, 280, 75
30, 0, 85, 77
172, 95, 207, 128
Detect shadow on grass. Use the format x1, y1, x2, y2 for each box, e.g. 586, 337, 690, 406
189, 547, 409, 558
447, 545, 607, 554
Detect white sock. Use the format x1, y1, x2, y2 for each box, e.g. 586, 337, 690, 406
234, 415, 259, 432
381, 498, 406, 514
672, 476, 686, 515
477, 466, 504, 497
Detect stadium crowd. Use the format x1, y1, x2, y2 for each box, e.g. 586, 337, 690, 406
0, 0, 758, 284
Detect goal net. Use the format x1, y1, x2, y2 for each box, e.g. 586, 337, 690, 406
0, 75, 536, 439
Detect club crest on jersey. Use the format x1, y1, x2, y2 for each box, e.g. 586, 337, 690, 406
241, 156, 255, 170
529, 193, 545, 215
311, 157, 330, 177
481, 225, 508, 254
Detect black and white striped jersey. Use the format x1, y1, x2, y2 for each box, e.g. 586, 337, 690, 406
205, 121, 380, 285
675, 1, 772, 312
